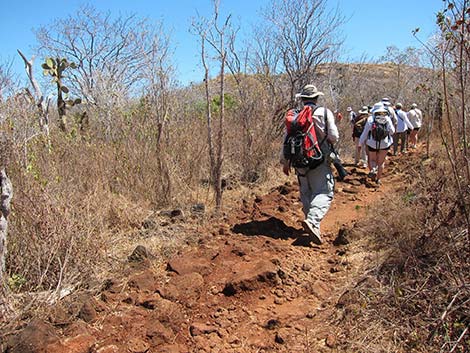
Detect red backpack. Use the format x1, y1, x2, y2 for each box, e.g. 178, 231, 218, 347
283, 105, 325, 169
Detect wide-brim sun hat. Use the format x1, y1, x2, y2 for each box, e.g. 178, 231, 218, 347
372, 102, 387, 114
411, 103, 417, 108
347, 106, 352, 112
298, 84, 324, 99
396, 102, 402, 109
358, 108, 369, 115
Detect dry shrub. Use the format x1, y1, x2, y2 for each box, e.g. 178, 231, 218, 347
335, 149, 470, 352
6, 114, 208, 293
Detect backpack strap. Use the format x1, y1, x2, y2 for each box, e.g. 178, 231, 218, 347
396, 110, 404, 122
310, 105, 329, 148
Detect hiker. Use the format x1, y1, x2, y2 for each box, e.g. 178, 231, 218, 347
381, 98, 398, 128
347, 106, 356, 124
334, 109, 343, 123
359, 103, 395, 185
281, 84, 339, 245
407, 103, 423, 149
351, 106, 369, 167
393, 103, 414, 155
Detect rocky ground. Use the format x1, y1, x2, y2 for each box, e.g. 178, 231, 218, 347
2, 153, 414, 353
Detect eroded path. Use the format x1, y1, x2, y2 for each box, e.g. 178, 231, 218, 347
3, 155, 413, 353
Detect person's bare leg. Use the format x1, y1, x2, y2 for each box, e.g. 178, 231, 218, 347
353, 137, 360, 164
368, 150, 378, 179
376, 149, 388, 183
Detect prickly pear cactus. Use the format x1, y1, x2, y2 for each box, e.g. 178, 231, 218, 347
41, 58, 81, 131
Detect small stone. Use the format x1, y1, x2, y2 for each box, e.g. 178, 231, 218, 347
333, 228, 350, 246
190, 203, 205, 214
128, 245, 151, 262
343, 188, 359, 194
190, 323, 219, 337
275, 332, 285, 344
306, 312, 316, 319
141, 219, 157, 230
127, 338, 150, 353
302, 263, 311, 271
325, 334, 337, 348
78, 300, 97, 323
274, 298, 284, 305
265, 319, 280, 330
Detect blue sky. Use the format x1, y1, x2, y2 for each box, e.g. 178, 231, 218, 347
0, 0, 443, 86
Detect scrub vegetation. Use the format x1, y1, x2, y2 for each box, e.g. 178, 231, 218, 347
0, 0, 468, 352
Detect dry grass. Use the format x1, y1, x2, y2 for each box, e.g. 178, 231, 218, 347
3, 85, 282, 322
332, 148, 470, 353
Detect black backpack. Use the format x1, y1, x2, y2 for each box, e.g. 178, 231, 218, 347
370, 116, 389, 141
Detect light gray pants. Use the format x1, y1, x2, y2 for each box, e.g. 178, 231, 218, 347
296, 162, 335, 232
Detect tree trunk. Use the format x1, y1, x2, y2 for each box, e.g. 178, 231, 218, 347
17, 50, 51, 139
215, 50, 225, 211
0, 167, 13, 318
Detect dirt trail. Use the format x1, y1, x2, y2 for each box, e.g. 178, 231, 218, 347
3, 155, 412, 353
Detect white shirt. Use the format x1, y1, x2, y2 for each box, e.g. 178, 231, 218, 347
359, 115, 395, 150
383, 105, 397, 126
348, 111, 356, 125
407, 108, 423, 128
395, 109, 414, 133
312, 106, 339, 144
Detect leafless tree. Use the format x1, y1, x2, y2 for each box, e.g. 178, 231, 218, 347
262, 0, 345, 100
141, 32, 174, 145
413, 1, 470, 230
192, 0, 232, 210
378, 45, 424, 100
0, 60, 17, 102
35, 5, 172, 115
0, 122, 13, 318
249, 23, 283, 99
17, 50, 51, 138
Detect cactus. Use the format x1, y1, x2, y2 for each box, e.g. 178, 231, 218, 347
41, 57, 81, 132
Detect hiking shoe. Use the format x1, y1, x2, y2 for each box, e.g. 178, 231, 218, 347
302, 220, 322, 245
368, 167, 378, 179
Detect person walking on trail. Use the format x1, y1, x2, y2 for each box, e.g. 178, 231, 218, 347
281, 84, 339, 245
407, 103, 423, 149
359, 103, 395, 185
351, 106, 369, 167
334, 109, 343, 123
393, 103, 414, 156
347, 106, 356, 124
381, 98, 397, 127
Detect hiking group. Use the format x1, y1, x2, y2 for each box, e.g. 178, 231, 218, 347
281, 84, 423, 245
